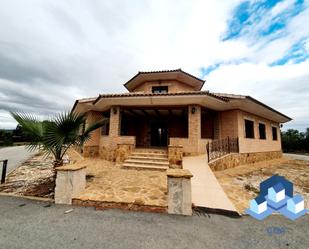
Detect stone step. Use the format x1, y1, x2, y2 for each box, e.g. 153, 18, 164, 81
133, 149, 167, 154
122, 162, 168, 171
131, 152, 167, 157
124, 159, 169, 166
128, 156, 168, 162
130, 152, 167, 160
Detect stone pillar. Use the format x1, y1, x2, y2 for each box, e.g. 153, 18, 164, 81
168, 145, 183, 169
55, 165, 86, 205
109, 106, 121, 137
188, 105, 201, 154
167, 169, 193, 216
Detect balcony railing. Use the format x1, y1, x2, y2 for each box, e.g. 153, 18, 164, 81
206, 137, 239, 162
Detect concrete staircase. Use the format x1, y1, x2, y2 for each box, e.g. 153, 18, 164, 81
122, 148, 169, 171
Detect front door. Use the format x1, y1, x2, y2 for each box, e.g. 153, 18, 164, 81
150, 121, 168, 147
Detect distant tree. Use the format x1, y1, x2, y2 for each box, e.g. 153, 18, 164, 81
281, 128, 309, 152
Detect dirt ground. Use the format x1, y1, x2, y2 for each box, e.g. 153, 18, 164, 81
214, 158, 309, 214
0, 149, 83, 198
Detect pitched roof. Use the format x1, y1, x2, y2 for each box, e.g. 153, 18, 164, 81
290, 195, 303, 204
123, 69, 205, 91
92, 90, 229, 104
213, 92, 292, 121
254, 195, 266, 204
271, 183, 285, 193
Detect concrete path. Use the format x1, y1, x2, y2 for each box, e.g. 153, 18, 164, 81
0, 196, 308, 249
284, 153, 309, 161
0, 146, 37, 174
183, 155, 237, 213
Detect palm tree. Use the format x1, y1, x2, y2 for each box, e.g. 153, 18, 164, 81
11, 112, 104, 167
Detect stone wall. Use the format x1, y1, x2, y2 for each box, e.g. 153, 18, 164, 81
167, 169, 193, 216
83, 145, 99, 157
209, 151, 282, 171
100, 135, 136, 161
168, 145, 183, 169
115, 144, 135, 164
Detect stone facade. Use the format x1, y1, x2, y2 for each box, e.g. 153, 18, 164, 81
115, 144, 135, 164
83, 145, 99, 157
54, 165, 86, 205
168, 145, 183, 169
167, 169, 193, 216
209, 151, 283, 171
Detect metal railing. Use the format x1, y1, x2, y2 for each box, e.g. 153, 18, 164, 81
206, 137, 239, 162
1, 159, 8, 184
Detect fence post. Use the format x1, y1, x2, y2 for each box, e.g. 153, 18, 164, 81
1, 160, 8, 184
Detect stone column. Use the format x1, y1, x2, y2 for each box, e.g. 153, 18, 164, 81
188, 105, 201, 154
167, 169, 193, 216
109, 106, 121, 137
55, 165, 86, 205
168, 145, 183, 169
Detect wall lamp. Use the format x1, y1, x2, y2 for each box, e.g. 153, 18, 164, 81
113, 107, 118, 114
191, 107, 196, 114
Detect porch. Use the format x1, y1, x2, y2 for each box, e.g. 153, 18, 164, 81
84, 105, 219, 161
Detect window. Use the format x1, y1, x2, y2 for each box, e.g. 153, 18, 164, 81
152, 86, 168, 93
259, 123, 266, 139
272, 126, 278, 140
244, 119, 254, 138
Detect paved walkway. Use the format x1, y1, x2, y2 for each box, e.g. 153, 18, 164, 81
183, 155, 237, 213
0, 146, 37, 174
1, 196, 308, 249
284, 153, 309, 161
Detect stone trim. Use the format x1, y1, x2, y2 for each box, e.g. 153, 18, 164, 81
167, 169, 193, 179
72, 199, 167, 213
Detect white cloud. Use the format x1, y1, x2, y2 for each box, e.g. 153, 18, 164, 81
0, 0, 308, 131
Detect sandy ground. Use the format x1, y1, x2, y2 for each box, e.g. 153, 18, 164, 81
214, 158, 309, 214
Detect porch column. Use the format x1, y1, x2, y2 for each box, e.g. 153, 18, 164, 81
188, 105, 201, 153
109, 106, 121, 137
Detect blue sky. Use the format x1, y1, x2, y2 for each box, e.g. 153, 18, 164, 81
0, 0, 308, 131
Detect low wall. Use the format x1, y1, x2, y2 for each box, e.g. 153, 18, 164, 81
83, 145, 99, 157
209, 151, 282, 171
169, 137, 211, 156
115, 144, 135, 164
99, 136, 135, 161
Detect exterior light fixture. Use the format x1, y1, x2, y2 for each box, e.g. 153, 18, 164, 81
191, 107, 196, 114
113, 107, 117, 114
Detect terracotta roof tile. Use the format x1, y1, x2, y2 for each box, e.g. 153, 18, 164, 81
93, 91, 229, 104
